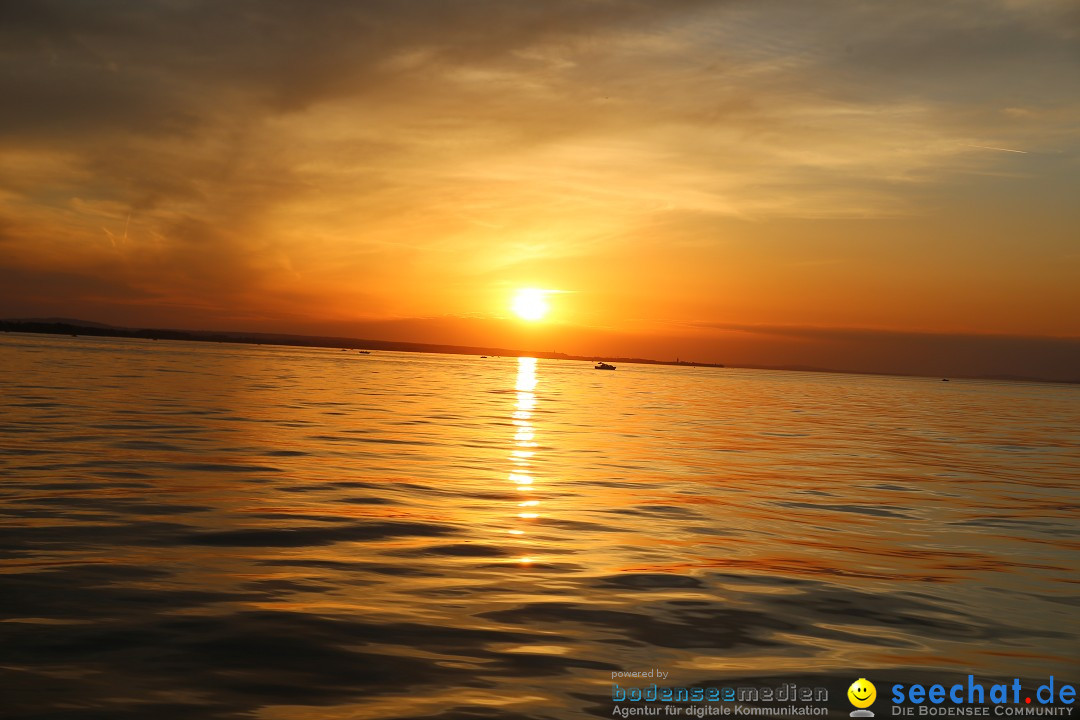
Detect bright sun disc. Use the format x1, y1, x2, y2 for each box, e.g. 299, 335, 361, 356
511, 289, 549, 321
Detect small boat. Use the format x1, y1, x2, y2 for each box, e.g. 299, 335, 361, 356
358, 350, 370, 354
594, 361, 616, 370
480, 355, 488, 358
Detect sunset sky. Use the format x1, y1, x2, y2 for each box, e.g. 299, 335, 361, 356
1, 1, 1078, 379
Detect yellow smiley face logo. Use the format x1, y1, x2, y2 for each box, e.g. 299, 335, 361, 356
848, 678, 877, 708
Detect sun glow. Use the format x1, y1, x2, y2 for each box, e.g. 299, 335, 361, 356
511, 289, 550, 321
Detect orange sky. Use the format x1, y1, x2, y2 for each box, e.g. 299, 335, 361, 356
1, 1, 1078, 379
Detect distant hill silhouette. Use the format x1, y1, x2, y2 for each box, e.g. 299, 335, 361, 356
9, 317, 121, 329
4, 318, 1076, 384
0, 318, 724, 369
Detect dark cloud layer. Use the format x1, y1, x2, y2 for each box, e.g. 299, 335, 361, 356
686, 323, 1080, 382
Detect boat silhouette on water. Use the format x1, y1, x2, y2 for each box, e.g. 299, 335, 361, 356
594, 361, 616, 370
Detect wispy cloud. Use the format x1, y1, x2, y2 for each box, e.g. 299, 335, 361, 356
964, 144, 1028, 154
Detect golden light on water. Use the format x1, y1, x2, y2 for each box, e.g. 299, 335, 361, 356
3, 331, 1078, 717
508, 356, 541, 562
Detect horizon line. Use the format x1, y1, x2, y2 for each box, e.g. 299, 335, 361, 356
3, 317, 1077, 386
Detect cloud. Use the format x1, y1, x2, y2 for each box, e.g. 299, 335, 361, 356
674, 322, 1080, 382
0, 0, 1077, 345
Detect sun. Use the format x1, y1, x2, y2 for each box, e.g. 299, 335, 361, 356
511, 289, 550, 321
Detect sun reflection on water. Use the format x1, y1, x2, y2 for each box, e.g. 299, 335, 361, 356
509, 357, 540, 563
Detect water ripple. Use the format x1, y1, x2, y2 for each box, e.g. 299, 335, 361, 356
1, 334, 1077, 719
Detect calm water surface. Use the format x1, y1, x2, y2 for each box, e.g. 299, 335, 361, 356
1, 333, 1078, 719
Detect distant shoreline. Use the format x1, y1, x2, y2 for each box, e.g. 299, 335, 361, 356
0, 319, 723, 370
3, 319, 1077, 385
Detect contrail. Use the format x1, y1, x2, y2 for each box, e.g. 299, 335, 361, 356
964, 144, 1027, 154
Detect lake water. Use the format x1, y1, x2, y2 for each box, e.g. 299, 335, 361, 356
1, 333, 1078, 719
